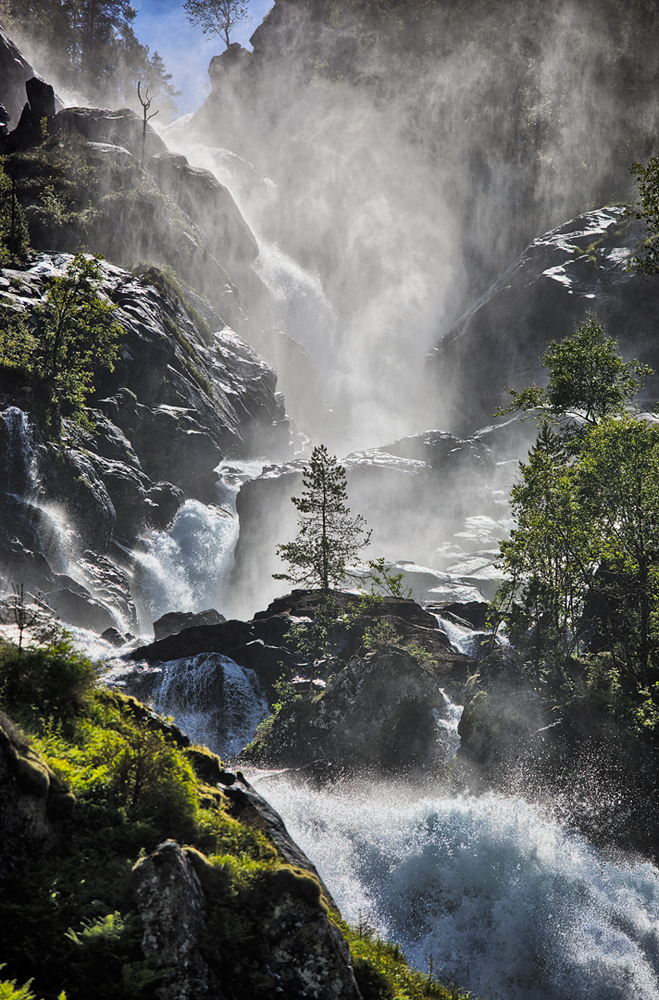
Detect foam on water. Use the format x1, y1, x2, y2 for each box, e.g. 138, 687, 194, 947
105, 652, 269, 757
132, 500, 238, 630
250, 776, 659, 1000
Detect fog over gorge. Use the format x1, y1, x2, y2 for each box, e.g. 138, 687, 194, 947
163, 0, 659, 446
5, 2, 659, 999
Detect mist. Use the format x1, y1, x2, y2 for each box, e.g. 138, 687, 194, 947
144, 0, 658, 451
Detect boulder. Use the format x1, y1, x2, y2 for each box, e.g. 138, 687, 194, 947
108, 652, 269, 758
153, 608, 226, 642
130, 619, 255, 663
52, 106, 167, 161
43, 587, 118, 634
25, 76, 55, 119
242, 645, 474, 777
4, 76, 57, 152
133, 840, 215, 1000
148, 151, 259, 273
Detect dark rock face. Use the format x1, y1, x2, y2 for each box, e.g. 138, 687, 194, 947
4, 76, 57, 152
0, 254, 288, 633
222, 770, 325, 877
0, 27, 35, 123
131, 619, 256, 663
244, 644, 472, 777
153, 608, 226, 642
0, 716, 74, 862
427, 206, 659, 434
24, 76, 55, 119
148, 151, 259, 274
133, 840, 217, 1000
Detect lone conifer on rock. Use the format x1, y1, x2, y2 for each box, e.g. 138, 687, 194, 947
274, 445, 371, 591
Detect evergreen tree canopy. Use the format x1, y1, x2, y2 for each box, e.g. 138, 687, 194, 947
274, 445, 371, 591
0, 0, 180, 117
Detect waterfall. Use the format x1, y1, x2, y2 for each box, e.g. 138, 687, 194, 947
250, 775, 659, 1000
105, 651, 269, 758
131, 498, 239, 631
0, 406, 37, 496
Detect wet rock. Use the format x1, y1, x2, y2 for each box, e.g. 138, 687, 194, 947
243, 644, 473, 776
208, 44, 252, 88
0, 251, 289, 631
148, 151, 259, 273
44, 587, 118, 634
427, 206, 659, 434
133, 840, 215, 1000
101, 626, 126, 647
222, 770, 325, 877
456, 646, 555, 782
433, 601, 490, 631
153, 608, 227, 642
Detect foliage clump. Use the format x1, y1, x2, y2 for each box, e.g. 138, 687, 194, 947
494, 315, 659, 721
0, 253, 123, 430
0, 161, 30, 266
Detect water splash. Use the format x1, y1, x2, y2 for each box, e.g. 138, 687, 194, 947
107, 652, 268, 757
0, 406, 37, 496
253, 238, 339, 373
132, 500, 238, 630
250, 777, 659, 1000
434, 689, 462, 757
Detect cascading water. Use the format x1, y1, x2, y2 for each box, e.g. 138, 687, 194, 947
132, 498, 239, 629
0, 406, 37, 495
105, 651, 269, 758
250, 775, 659, 1000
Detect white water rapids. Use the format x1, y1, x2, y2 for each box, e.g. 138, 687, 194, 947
249, 775, 659, 1000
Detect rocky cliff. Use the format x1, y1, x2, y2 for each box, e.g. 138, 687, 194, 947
0, 641, 364, 1000
0, 253, 288, 634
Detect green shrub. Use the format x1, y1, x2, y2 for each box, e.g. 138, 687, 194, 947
0, 640, 96, 731
0, 162, 31, 265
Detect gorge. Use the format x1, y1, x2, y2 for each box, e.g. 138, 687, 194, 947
4, 3, 659, 998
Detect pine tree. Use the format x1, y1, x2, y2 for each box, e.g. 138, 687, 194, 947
183, 0, 250, 50
274, 445, 371, 591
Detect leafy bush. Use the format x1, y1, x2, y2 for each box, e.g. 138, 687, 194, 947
0, 253, 123, 430
0, 640, 96, 732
